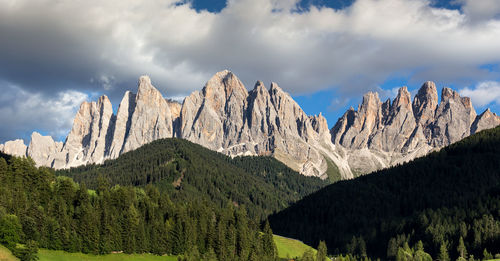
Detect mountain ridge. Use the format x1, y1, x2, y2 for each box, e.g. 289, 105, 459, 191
2, 71, 499, 179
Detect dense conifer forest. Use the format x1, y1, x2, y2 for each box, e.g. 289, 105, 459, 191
57, 138, 328, 220
269, 126, 500, 260
0, 151, 281, 260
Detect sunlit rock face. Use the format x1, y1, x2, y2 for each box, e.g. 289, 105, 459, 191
330, 81, 500, 175
3, 74, 499, 180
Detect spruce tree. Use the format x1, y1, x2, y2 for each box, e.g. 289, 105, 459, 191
317, 240, 328, 261
483, 249, 493, 260
438, 243, 450, 261
301, 249, 315, 261
457, 237, 467, 260
262, 220, 277, 260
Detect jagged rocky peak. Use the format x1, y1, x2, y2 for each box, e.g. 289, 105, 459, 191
122, 75, 173, 153
441, 87, 460, 102
203, 70, 248, 109
250, 80, 268, 96
413, 81, 438, 127
310, 112, 329, 135
331, 80, 500, 176
393, 86, 412, 109
55, 94, 114, 168
180, 70, 247, 151
431, 86, 477, 147
1, 139, 27, 157
359, 92, 381, 127
6, 73, 499, 180
108, 91, 136, 158
27, 132, 63, 167
471, 108, 500, 134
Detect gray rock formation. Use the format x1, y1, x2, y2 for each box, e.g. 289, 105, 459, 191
121, 76, 174, 153
471, 109, 500, 133
1, 139, 27, 157
2, 73, 499, 180
27, 132, 63, 167
330, 81, 500, 175
52, 95, 115, 168
179, 71, 350, 178
108, 91, 136, 159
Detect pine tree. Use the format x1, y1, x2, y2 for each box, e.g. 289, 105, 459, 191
262, 220, 277, 260
483, 249, 493, 260
457, 237, 467, 260
396, 247, 406, 261
317, 240, 328, 261
358, 236, 367, 258
21, 240, 39, 261
387, 238, 398, 258
413, 241, 432, 261
301, 249, 315, 261
438, 243, 450, 261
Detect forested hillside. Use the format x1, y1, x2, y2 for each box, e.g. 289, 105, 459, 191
0, 153, 279, 260
269, 126, 500, 260
57, 138, 327, 220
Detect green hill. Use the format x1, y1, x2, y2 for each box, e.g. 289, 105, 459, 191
0, 153, 281, 260
57, 138, 328, 220
269, 126, 500, 260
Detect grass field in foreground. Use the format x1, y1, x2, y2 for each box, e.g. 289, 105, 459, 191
5, 234, 314, 261
274, 234, 317, 259
38, 249, 177, 261
0, 245, 18, 261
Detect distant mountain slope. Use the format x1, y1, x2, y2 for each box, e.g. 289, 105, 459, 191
269, 126, 500, 259
57, 138, 328, 220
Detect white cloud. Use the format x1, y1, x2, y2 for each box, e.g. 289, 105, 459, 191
459, 0, 500, 23
460, 81, 500, 107
0, 0, 499, 97
1, 0, 500, 138
328, 97, 351, 112
0, 82, 89, 142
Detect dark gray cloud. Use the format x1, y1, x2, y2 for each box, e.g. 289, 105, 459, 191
0, 81, 88, 142
1, 0, 500, 142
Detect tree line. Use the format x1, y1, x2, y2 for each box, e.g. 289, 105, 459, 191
0, 153, 279, 260
57, 138, 328, 221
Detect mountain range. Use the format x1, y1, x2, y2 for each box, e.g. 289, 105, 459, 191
1, 70, 499, 179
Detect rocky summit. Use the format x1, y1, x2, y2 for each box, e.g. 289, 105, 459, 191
330, 81, 500, 175
2, 71, 500, 179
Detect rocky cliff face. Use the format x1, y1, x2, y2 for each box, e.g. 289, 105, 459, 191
2, 72, 499, 179
330, 81, 500, 175
1, 139, 27, 157
179, 71, 350, 178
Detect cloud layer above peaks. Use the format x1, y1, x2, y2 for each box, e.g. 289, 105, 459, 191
1, 0, 500, 141
1, 0, 500, 95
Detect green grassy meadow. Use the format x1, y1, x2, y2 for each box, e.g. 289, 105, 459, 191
274, 234, 317, 259
38, 249, 177, 261
4, 234, 315, 261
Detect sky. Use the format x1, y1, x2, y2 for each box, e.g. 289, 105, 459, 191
1, 0, 500, 143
